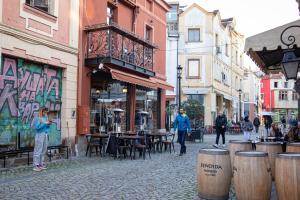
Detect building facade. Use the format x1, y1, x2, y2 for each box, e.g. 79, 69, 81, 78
177, 3, 246, 126
242, 67, 262, 121
260, 73, 298, 122
77, 0, 171, 143
0, 0, 79, 147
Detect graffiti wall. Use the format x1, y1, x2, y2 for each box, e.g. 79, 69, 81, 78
0, 56, 62, 147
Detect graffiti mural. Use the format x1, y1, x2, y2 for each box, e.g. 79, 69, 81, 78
0, 56, 62, 147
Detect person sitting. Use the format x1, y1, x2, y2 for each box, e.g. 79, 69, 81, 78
269, 123, 283, 141
284, 120, 300, 142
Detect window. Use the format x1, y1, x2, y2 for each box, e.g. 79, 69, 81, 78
107, 5, 115, 25
279, 91, 288, 101
292, 92, 298, 101
187, 59, 200, 79
187, 95, 204, 105
167, 4, 178, 21
25, 0, 53, 14
225, 44, 229, 56
284, 82, 288, 88
188, 29, 200, 42
145, 26, 153, 41
274, 82, 278, 88
146, 0, 153, 12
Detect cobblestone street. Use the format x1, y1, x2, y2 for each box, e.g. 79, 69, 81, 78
0, 134, 272, 200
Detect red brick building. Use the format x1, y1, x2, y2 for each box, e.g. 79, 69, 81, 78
77, 0, 172, 137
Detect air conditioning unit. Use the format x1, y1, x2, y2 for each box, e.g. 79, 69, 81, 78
216, 46, 222, 54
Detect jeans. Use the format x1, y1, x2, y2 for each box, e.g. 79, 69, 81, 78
33, 133, 48, 166
178, 131, 187, 154
243, 131, 251, 140
216, 129, 225, 145
255, 126, 259, 133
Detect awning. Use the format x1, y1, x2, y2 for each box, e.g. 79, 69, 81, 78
245, 19, 300, 73
110, 68, 157, 89
110, 68, 174, 91
151, 77, 174, 91
182, 87, 210, 94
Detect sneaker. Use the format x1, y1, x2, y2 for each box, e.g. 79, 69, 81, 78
222, 144, 226, 148
33, 166, 42, 172
38, 165, 47, 170
179, 153, 183, 156
213, 144, 219, 148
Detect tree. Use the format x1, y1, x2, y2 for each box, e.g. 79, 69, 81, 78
182, 99, 204, 129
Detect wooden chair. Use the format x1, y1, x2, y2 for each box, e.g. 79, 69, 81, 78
85, 134, 100, 157
162, 132, 175, 153
134, 132, 151, 160
116, 137, 132, 159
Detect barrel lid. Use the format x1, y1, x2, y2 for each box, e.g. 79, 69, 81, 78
229, 140, 252, 144
287, 142, 300, 147
256, 142, 281, 145
199, 148, 229, 155
276, 153, 300, 159
235, 151, 268, 157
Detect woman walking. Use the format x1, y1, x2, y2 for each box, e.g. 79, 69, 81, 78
33, 107, 52, 172
241, 116, 253, 141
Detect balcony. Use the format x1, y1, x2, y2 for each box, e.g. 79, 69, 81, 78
85, 23, 156, 77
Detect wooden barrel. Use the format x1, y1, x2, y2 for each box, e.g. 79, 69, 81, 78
229, 140, 252, 171
233, 151, 272, 200
286, 142, 300, 152
197, 148, 232, 200
256, 142, 282, 179
275, 153, 300, 200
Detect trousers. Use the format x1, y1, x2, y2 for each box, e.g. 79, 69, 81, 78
33, 133, 48, 166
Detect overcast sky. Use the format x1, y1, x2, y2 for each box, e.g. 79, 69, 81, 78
179, 0, 299, 37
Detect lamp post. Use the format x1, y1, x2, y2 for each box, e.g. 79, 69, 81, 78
238, 89, 242, 121
280, 25, 300, 119
177, 65, 183, 108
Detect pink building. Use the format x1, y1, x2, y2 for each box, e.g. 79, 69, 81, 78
0, 0, 79, 148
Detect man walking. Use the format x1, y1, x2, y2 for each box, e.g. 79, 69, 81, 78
214, 112, 227, 148
173, 108, 191, 156
253, 115, 260, 133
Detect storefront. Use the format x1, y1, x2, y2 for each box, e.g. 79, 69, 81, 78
88, 68, 168, 134
0, 55, 63, 147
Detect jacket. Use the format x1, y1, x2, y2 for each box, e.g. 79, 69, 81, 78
173, 114, 191, 132
253, 117, 260, 126
34, 116, 50, 134
215, 115, 227, 130
241, 120, 254, 132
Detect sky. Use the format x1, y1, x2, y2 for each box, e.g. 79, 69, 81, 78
179, 0, 299, 37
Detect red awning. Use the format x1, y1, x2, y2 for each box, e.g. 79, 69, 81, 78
110, 68, 157, 89
110, 68, 174, 91
151, 77, 174, 91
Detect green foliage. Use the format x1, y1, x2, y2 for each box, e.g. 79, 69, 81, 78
182, 99, 204, 120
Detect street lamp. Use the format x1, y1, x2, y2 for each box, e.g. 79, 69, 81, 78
177, 65, 183, 108
238, 89, 242, 121
280, 25, 300, 80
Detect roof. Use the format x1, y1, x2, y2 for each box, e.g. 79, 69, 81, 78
245, 19, 300, 74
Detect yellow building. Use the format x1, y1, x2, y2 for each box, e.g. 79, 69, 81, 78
178, 3, 246, 125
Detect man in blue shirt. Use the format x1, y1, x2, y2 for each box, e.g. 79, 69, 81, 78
173, 108, 191, 156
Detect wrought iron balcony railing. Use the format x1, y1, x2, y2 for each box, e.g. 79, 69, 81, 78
85, 23, 156, 76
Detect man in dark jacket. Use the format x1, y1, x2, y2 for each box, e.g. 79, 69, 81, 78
253, 115, 260, 133
213, 112, 227, 148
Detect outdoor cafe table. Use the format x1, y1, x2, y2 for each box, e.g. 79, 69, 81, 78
118, 135, 144, 159
89, 133, 109, 156
146, 132, 168, 152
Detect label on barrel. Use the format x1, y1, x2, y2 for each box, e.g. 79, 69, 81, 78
201, 163, 222, 176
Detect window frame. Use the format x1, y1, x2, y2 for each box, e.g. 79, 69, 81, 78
188, 28, 201, 42
292, 92, 298, 101
25, 0, 54, 15
279, 90, 288, 101
145, 25, 153, 42
187, 59, 201, 79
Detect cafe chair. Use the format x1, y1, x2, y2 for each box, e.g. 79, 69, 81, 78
134, 132, 151, 160
162, 132, 175, 153
116, 137, 131, 160
85, 134, 100, 157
